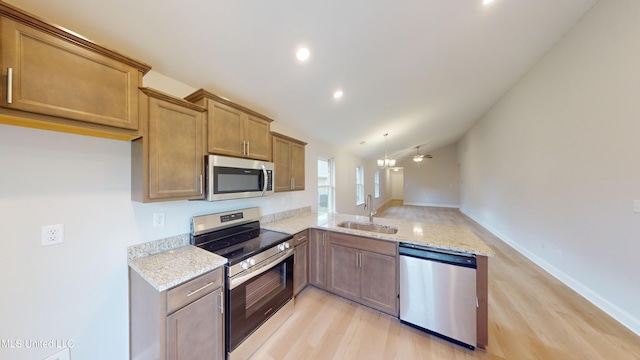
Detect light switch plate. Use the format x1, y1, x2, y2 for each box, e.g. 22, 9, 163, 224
634, 200, 640, 213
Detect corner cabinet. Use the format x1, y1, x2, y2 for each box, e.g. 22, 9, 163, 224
308, 229, 328, 289
293, 230, 309, 296
185, 89, 272, 161
0, 3, 151, 140
130, 267, 225, 360
272, 132, 306, 192
131, 88, 207, 202
327, 232, 398, 316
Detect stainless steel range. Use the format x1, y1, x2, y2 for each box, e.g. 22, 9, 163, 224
191, 207, 294, 360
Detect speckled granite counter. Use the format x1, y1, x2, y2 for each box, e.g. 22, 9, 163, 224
128, 244, 227, 292
262, 212, 495, 256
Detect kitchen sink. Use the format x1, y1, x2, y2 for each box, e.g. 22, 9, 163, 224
337, 221, 398, 234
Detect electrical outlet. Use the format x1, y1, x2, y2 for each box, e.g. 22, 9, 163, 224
153, 213, 165, 227
42, 348, 70, 360
41, 224, 64, 246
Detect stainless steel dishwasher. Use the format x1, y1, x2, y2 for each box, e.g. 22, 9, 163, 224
399, 243, 477, 349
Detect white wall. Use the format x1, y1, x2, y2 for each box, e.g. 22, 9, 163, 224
390, 169, 404, 200
402, 143, 460, 207
458, 0, 640, 335
0, 71, 383, 359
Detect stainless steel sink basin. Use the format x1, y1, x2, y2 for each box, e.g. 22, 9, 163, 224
337, 221, 398, 234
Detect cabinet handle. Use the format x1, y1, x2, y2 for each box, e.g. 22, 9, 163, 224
219, 291, 224, 314
242, 140, 246, 155
187, 281, 214, 297
199, 174, 203, 194
297, 236, 306, 243
6, 67, 12, 104
359, 253, 362, 267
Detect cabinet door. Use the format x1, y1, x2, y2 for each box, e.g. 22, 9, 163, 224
1, 18, 139, 129
272, 136, 292, 192
308, 230, 327, 289
208, 101, 244, 157
291, 141, 305, 191
360, 251, 398, 315
293, 240, 309, 296
148, 97, 205, 200
166, 289, 224, 360
328, 243, 360, 301
245, 114, 271, 161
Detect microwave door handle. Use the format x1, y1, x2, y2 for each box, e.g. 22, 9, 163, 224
261, 164, 268, 196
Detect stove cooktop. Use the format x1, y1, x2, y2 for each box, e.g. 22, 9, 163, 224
193, 221, 292, 265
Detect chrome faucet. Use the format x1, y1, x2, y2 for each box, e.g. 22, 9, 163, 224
364, 194, 376, 223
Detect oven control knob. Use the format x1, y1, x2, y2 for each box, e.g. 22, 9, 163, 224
284, 242, 290, 249
248, 258, 255, 266
278, 244, 285, 251
241, 262, 248, 270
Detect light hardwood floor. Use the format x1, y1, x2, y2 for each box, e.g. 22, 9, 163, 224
253, 202, 640, 359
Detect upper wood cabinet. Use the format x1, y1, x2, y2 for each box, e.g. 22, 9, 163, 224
0, 3, 151, 140
131, 88, 207, 202
272, 132, 306, 192
185, 89, 272, 161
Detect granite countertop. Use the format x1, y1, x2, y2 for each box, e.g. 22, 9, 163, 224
262, 212, 495, 256
128, 245, 227, 292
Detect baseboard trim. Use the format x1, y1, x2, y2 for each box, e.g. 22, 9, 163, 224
460, 208, 640, 337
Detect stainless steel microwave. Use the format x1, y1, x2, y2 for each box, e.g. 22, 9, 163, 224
205, 155, 274, 201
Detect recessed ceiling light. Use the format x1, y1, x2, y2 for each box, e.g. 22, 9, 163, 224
483, 0, 493, 4
333, 90, 343, 99
296, 47, 310, 61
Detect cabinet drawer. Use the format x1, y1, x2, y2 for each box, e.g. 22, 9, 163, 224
329, 231, 396, 256
166, 267, 223, 314
293, 230, 309, 247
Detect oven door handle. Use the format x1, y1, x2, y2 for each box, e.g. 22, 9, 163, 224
229, 249, 293, 290
261, 164, 268, 196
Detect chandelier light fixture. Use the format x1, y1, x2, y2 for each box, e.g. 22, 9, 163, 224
377, 133, 396, 168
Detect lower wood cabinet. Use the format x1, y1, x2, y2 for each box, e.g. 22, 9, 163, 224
130, 267, 224, 360
327, 231, 398, 316
131, 88, 207, 202
167, 289, 223, 360
308, 229, 328, 289
293, 230, 309, 296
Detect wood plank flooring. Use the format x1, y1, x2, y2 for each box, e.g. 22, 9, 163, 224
252, 202, 640, 359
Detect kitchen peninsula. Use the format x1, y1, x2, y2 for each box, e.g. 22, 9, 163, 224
262, 209, 494, 349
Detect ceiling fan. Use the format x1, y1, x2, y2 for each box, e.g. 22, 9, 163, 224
413, 146, 433, 162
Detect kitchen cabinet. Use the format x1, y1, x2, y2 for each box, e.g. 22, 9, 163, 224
131, 88, 207, 202
293, 230, 309, 296
272, 132, 306, 192
308, 229, 327, 289
184, 89, 272, 161
130, 267, 224, 360
476, 255, 489, 349
0, 3, 151, 140
327, 231, 398, 316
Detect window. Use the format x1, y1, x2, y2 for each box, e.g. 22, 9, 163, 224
356, 166, 364, 205
374, 170, 380, 198
318, 158, 334, 213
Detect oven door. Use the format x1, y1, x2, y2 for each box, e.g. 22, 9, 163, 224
227, 250, 294, 352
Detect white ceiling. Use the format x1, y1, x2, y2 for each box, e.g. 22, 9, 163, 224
8, 0, 597, 160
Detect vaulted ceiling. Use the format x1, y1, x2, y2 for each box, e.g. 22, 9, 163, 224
8, 0, 597, 161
